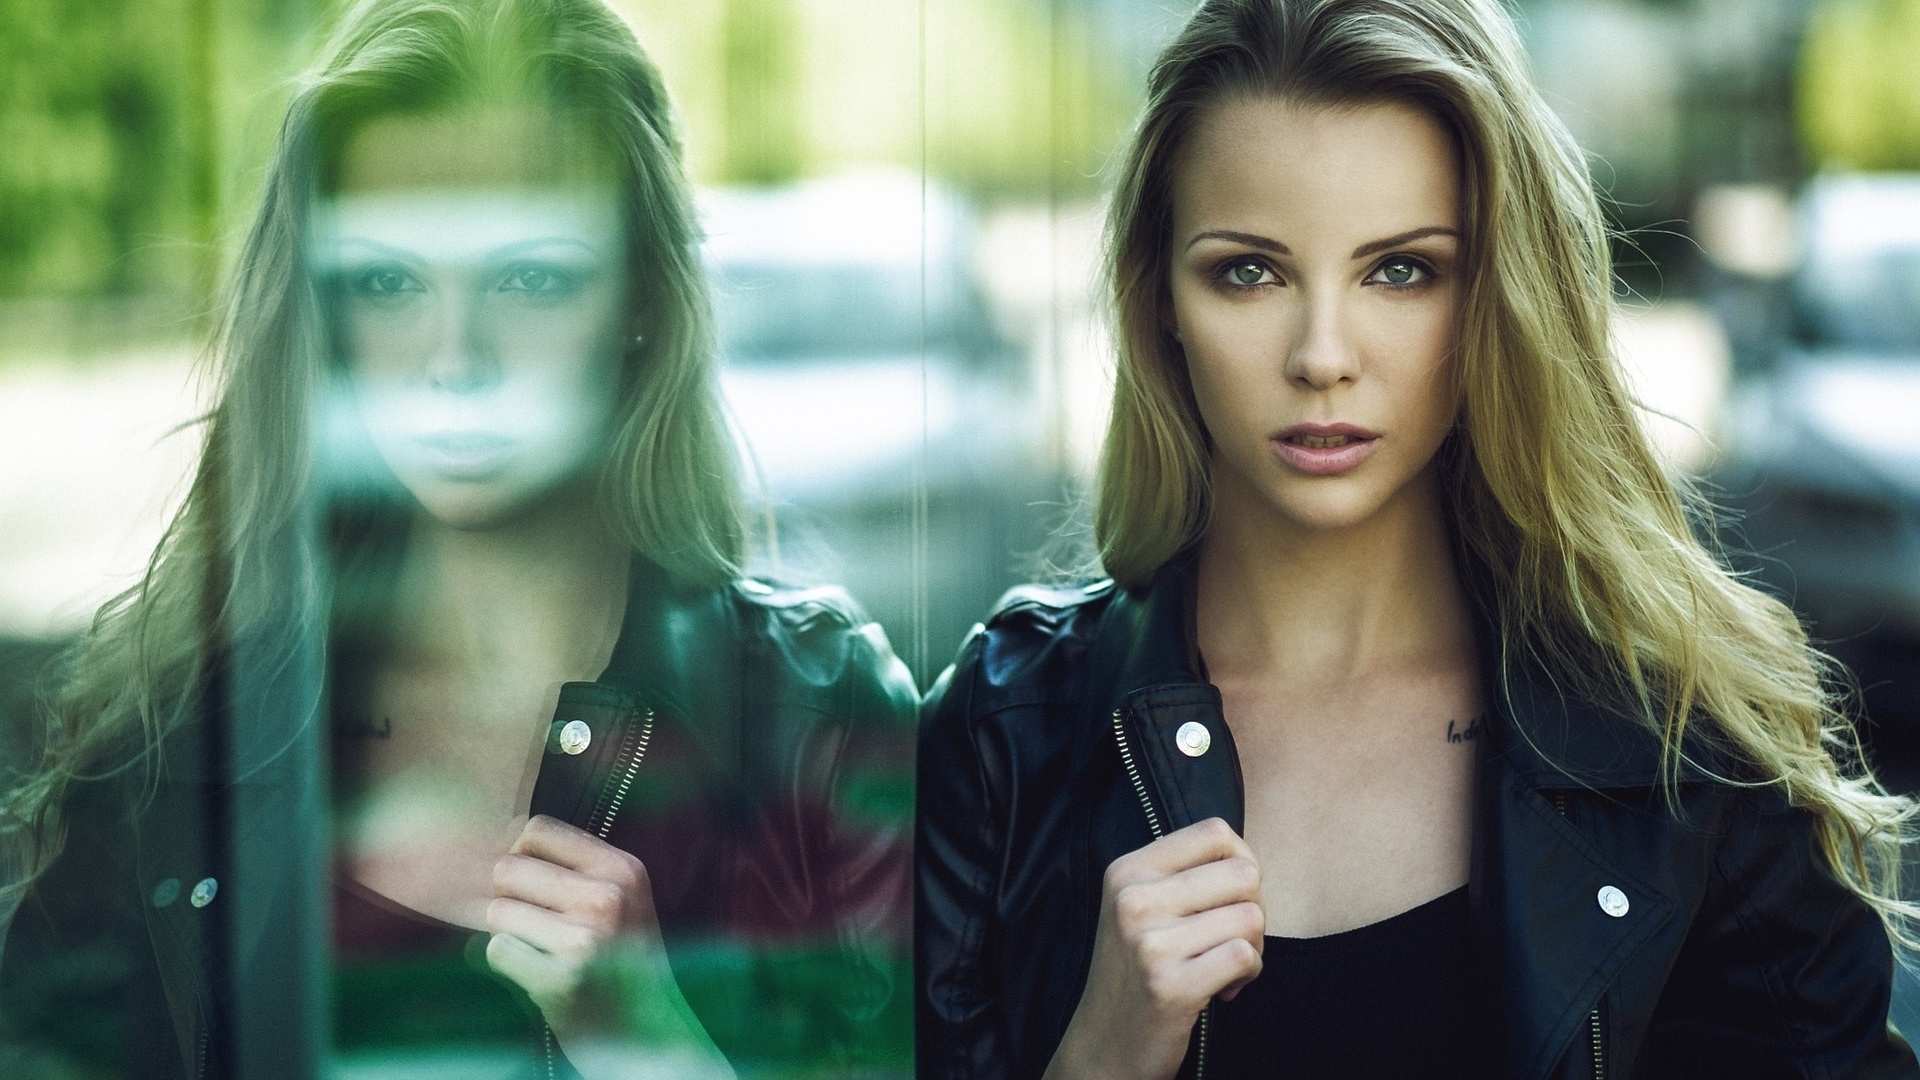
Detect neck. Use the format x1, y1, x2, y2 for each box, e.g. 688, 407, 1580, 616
389, 481, 631, 680
1194, 463, 1474, 687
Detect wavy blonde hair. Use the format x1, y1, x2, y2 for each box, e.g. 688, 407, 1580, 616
1095, 0, 1916, 940
2, 0, 741, 905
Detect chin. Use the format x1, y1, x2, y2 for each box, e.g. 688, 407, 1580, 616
392, 467, 568, 530
1261, 478, 1398, 534
387, 453, 601, 532
410, 489, 544, 531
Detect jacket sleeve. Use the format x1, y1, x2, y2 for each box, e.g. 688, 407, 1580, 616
1640, 787, 1919, 1079
915, 632, 1008, 1080
822, 616, 920, 1065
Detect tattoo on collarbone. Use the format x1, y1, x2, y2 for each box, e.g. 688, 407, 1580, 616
1445, 716, 1483, 745
337, 713, 394, 739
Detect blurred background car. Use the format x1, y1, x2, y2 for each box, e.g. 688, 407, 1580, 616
702, 173, 1060, 681
1713, 174, 1920, 763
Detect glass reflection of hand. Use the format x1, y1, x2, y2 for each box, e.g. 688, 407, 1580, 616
487, 815, 734, 1080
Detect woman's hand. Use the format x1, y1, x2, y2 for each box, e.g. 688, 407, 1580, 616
1045, 817, 1264, 1080
486, 814, 659, 1025
486, 814, 734, 1080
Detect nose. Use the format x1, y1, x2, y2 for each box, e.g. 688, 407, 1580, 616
421, 288, 499, 393
1282, 287, 1359, 391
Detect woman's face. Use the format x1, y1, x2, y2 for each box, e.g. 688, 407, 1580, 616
1168, 96, 1462, 536
315, 108, 629, 530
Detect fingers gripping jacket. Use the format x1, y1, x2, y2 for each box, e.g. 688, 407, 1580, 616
1112, 685, 1248, 1080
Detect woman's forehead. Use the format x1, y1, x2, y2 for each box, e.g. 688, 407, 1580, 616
1172, 96, 1460, 244
310, 189, 622, 266
335, 105, 615, 194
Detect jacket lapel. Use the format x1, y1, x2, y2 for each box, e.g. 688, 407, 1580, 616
1093, 554, 1246, 836
1475, 654, 1708, 1078
528, 557, 741, 826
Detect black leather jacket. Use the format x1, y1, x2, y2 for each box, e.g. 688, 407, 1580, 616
915, 557, 1917, 1080
2, 558, 917, 1078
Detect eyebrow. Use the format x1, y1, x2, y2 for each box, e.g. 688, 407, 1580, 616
331, 236, 419, 263
1186, 229, 1290, 254
1184, 225, 1459, 260
1350, 226, 1458, 260
330, 234, 602, 263
489, 236, 603, 260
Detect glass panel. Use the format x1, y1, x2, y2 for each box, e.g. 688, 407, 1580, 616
14, 0, 1915, 1074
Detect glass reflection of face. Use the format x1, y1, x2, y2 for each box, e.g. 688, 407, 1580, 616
315, 107, 628, 530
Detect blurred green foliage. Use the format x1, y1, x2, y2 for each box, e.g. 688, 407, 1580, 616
1799, 0, 1920, 171
0, 0, 1133, 312
0, 0, 317, 306
619, 0, 1138, 194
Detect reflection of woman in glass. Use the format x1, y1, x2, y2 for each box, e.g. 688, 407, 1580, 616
917, 0, 1916, 1077
1, 1, 913, 1077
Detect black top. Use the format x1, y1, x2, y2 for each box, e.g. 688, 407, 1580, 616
1209, 885, 1475, 1080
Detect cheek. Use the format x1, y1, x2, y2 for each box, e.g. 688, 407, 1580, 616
492, 300, 618, 360
1363, 305, 1458, 436
341, 302, 430, 374
519, 347, 623, 445
1171, 287, 1292, 435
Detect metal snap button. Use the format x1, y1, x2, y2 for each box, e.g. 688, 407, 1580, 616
1597, 885, 1629, 918
550, 719, 592, 756
189, 877, 219, 908
1175, 721, 1211, 757
151, 878, 181, 909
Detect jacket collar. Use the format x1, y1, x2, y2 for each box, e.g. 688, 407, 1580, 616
1095, 548, 1719, 793
595, 555, 740, 724
1088, 552, 1205, 709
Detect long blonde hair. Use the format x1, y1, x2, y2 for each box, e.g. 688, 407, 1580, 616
2, 0, 742, 902
1096, 0, 1916, 939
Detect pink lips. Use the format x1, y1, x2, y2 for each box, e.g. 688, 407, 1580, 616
416, 430, 515, 479
1271, 422, 1380, 476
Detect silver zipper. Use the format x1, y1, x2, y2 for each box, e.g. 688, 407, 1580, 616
1114, 708, 1208, 1079
1112, 708, 1165, 839
543, 1022, 557, 1079
592, 706, 655, 839
1550, 792, 1603, 1080
1589, 1005, 1604, 1079
1194, 1005, 1211, 1080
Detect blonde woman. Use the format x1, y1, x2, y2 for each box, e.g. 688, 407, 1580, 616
915, 0, 1916, 1077
0, 1, 913, 1077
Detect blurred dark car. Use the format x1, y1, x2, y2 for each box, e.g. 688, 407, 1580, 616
700, 174, 1055, 680
1715, 174, 1920, 725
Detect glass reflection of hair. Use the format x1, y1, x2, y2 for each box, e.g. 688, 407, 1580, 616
915, 0, 1916, 1077
2, 1, 912, 1077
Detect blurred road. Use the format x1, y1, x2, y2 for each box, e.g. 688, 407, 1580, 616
0, 349, 204, 639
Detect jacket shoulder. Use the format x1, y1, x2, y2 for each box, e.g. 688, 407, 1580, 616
922, 579, 1119, 726
729, 577, 917, 723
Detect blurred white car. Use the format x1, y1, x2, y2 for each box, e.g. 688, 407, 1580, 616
702, 173, 1032, 506
1718, 173, 1920, 717
699, 174, 1050, 672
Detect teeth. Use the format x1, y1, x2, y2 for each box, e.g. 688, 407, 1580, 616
1294, 434, 1352, 448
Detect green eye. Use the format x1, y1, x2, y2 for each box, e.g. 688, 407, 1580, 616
506, 267, 549, 291
1228, 262, 1267, 287
354, 265, 421, 296
1373, 258, 1425, 286
499, 264, 578, 296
